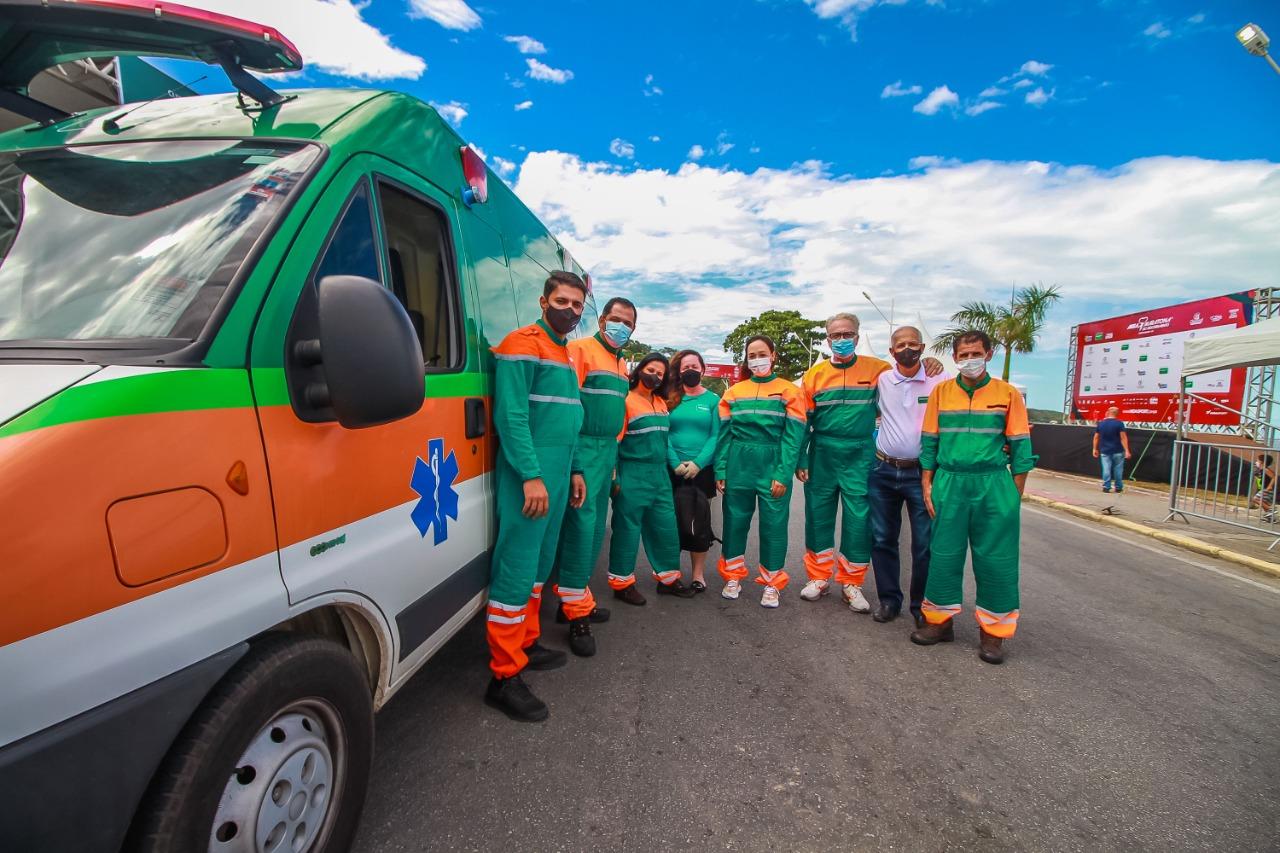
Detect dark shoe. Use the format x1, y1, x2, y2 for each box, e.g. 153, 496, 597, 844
910, 619, 955, 646
567, 617, 596, 657
656, 579, 696, 598
978, 630, 1005, 664
872, 604, 900, 623
523, 642, 567, 671
614, 585, 647, 606
484, 674, 549, 722
691, 580, 707, 594
1102, 487, 1111, 493
555, 603, 611, 624
912, 612, 926, 629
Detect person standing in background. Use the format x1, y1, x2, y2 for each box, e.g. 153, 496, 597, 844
715, 335, 807, 608
869, 326, 949, 628
666, 350, 721, 592
1093, 406, 1130, 493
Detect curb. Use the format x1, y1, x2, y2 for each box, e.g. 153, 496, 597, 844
1024, 494, 1280, 580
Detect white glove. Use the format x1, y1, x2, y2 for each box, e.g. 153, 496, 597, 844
683, 462, 701, 480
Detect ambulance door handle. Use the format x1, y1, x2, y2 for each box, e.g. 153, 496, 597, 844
465, 398, 486, 439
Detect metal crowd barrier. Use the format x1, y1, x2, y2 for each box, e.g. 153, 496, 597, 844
1166, 439, 1280, 551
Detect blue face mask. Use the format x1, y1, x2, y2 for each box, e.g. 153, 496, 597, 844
830, 337, 856, 358
603, 321, 633, 348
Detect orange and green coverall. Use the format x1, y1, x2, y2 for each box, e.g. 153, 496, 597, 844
919, 374, 1037, 638
799, 355, 891, 586
487, 319, 583, 677
553, 332, 628, 618
714, 374, 807, 590
607, 390, 684, 588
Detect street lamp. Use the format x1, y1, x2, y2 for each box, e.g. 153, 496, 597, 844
1236, 22, 1280, 76
861, 291, 894, 329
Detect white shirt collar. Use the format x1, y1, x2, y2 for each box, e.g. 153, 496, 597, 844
891, 366, 927, 384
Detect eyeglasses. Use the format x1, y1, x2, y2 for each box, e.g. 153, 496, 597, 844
828, 332, 857, 341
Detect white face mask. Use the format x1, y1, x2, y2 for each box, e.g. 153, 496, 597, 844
958, 357, 987, 379
747, 356, 772, 376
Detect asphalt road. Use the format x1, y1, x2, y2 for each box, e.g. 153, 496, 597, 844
351, 492, 1280, 853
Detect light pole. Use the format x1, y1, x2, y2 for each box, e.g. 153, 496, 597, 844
1237, 22, 1280, 76
861, 291, 894, 329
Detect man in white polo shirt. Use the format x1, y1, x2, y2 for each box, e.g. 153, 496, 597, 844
869, 326, 951, 628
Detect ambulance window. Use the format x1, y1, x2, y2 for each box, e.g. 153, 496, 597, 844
314, 183, 381, 285
375, 181, 462, 371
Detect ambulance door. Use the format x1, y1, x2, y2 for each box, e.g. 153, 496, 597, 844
251, 157, 491, 681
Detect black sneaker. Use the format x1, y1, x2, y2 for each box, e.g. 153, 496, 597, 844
655, 579, 696, 598
568, 617, 596, 657
485, 674, 549, 722
524, 642, 567, 671
555, 604, 612, 624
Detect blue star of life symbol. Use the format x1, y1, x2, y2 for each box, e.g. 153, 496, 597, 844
410, 437, 460, 545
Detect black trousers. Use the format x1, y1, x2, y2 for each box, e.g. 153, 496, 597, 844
670, 467, 718, 552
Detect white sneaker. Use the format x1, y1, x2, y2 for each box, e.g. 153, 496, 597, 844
761, 587, 780, 608
842, 584, 871, 613
799, 579, 830, 601
721, 580, 741, 600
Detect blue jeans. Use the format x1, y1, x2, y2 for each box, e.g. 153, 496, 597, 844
1100, 452, 1125, 491
868, 460, 932, 617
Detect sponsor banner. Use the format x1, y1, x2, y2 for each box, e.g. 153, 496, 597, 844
1072, 292, 1253, 425
703, 363, 740, 379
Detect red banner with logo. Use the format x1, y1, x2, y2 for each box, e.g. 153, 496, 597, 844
1071, 293, 1253, 425
703, 363, 740, 380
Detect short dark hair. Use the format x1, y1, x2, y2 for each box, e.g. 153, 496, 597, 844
952, 330, 993, 356
601, 296, 637, 320
629, 352, 670, 395
544, 270, 588, 299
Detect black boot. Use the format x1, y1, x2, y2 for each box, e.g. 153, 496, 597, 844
568, 617, 596, 657
872, 603, 900, 623
555, 603, 612, 624
909, 619, 955, 646
485, 674, 549, 722
614, 585, 647, 606
655, 579, 696, 598
524, 642, 567, 671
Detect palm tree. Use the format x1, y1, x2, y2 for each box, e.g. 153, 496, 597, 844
932, 283, 1062, 381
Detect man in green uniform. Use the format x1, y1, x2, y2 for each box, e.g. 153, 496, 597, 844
911, 330, 1037, 665
553, 297, 638, 657
484, 271, 587, 722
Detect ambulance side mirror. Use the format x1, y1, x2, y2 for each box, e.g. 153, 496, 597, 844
288, 275, 425, 428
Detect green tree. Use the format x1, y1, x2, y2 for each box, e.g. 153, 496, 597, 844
620, 338, 676, 362
722, 310, 824, 380
931, 283, 1062, 381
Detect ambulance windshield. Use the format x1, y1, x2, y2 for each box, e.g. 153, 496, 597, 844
0, 139, 317, 346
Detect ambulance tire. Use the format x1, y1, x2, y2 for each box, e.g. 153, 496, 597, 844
128, 634, 375, 853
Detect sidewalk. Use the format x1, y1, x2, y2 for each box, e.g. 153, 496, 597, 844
1024, 469, 1280, 574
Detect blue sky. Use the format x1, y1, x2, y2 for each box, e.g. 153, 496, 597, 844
165, 1, 1280, 408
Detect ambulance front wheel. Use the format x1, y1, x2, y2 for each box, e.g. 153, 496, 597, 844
129, 635, 375, 853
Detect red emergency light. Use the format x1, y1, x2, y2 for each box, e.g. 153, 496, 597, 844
460, 145, 488, 207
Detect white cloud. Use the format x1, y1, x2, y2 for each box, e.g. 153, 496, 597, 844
716, 132, 735, 156
643, 74, 664, 97
503, 34, 546, 54
882, 80, 923, 98
526, 58, 574, 83
190, 0, 425, 80
492, 156, 517, 177
1144, 21, 1172, 39
804, 0, 942, 39
609, 138, 636, 159
1188, 12, 1206, 25
749, 146, 762, 154
965, 100, 1003, 117
1025, 87, 1054, 106
1013, 78, 1034, 89
1020, 60, 1054, 76
913, 85, 959, 115
979, 86, 1007, 98
408, 0, 481, 30
430, 100, 467, 126
514, 100, 533, 111
687, 144, 706, 161
649, 135, 661, 142
513, 151, 1280, 371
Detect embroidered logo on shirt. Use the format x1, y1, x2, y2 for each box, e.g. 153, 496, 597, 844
917, 396, 929, 404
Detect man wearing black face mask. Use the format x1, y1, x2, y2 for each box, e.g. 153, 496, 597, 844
868, 326, 951, 628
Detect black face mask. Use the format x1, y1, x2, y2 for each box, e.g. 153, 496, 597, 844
545, 305, 582, 335
640, 372, 663, 390
893, 347, 923, 368
680, 369, 703, 388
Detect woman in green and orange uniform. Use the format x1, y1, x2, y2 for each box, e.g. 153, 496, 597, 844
714, 335, 807, 608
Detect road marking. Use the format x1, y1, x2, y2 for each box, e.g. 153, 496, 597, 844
1024, 505, 1280, 596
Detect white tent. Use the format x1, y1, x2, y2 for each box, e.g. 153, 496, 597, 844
1182, 317, 1280, 376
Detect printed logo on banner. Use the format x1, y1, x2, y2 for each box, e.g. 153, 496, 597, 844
1190, 312, 1203, 326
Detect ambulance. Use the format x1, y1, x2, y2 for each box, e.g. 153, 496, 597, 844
0, 2, 596, 850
